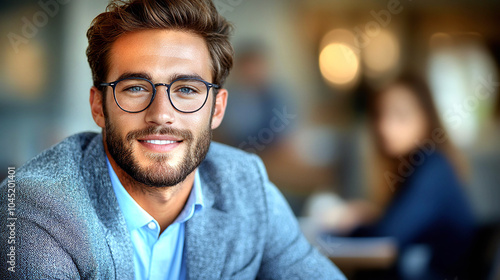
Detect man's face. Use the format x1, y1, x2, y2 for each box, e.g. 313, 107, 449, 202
92, 29, 226, 187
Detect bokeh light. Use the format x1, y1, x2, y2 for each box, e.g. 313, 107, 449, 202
319, 29, 360, 88
319, 43, 360, 86
362, 29, 400, 77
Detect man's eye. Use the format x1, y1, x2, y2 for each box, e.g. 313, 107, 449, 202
178, 87, 197, 95
125, 86, 147, 92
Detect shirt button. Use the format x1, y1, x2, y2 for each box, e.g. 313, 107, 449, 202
147, 222, 156, 230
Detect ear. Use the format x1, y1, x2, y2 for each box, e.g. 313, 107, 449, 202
211, 88, 228, 130
90, 86, 105, 129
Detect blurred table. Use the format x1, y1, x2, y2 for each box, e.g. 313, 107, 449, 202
298, 217, 398, 274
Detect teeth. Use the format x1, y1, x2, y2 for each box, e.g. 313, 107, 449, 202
143, 140, 177, 145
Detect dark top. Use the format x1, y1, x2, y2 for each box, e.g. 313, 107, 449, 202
351, 150, 476, 279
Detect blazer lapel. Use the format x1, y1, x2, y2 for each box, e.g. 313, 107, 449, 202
82, 134, 135, 280
185, 208, 234, 279
184, 166, 234, 279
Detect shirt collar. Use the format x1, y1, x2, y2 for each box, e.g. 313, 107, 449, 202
106, 157, 204, 233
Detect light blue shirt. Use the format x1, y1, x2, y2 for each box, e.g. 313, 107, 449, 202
106, 158, 204, 280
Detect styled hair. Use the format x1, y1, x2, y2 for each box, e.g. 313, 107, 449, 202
86, 0, 234, 90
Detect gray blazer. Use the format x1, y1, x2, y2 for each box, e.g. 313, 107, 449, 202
0, 132, 345, 279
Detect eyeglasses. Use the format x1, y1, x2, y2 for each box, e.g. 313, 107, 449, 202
100, 77, 220, 113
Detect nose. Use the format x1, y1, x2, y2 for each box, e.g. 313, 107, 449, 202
144, 85, 176, 125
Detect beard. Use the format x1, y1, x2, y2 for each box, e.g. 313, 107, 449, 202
104, 119, 212, 188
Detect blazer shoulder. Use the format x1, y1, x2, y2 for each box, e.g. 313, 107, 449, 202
1, 132, 101, 200
14, 132, 99, 179
207, 141, 260, 161
204, 142, 268, 181
199, 142, 269, 211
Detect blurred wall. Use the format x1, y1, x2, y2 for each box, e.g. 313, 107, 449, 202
0, 0, 106, 177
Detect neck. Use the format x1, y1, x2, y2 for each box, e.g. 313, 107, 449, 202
106, 150, 195, 233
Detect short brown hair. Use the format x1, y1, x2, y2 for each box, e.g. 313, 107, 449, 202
86, 0, 234, 90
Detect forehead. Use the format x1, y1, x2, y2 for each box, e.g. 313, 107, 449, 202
107, 29, 212, 81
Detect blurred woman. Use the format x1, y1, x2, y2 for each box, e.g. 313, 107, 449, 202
347, 74, 476, 279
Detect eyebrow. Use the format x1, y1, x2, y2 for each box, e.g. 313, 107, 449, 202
116, 72, 152, 81
115, 72, 210, 83
169, 73, 207, 82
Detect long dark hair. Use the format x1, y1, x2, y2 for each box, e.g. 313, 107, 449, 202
367, 73, 466, 207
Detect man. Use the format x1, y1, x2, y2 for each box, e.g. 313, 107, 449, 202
0, 0, 345, 279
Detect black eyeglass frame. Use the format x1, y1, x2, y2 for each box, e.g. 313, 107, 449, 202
100, 77, 220, 114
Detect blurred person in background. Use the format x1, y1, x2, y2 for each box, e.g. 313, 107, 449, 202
214, 42, 295, 153
322, 74, 477, 280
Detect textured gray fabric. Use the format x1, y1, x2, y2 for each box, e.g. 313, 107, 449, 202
0, 132, 345, 279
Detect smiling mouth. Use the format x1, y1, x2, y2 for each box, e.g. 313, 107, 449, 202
139, 139, 182, 145
136, 135, 184, 153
